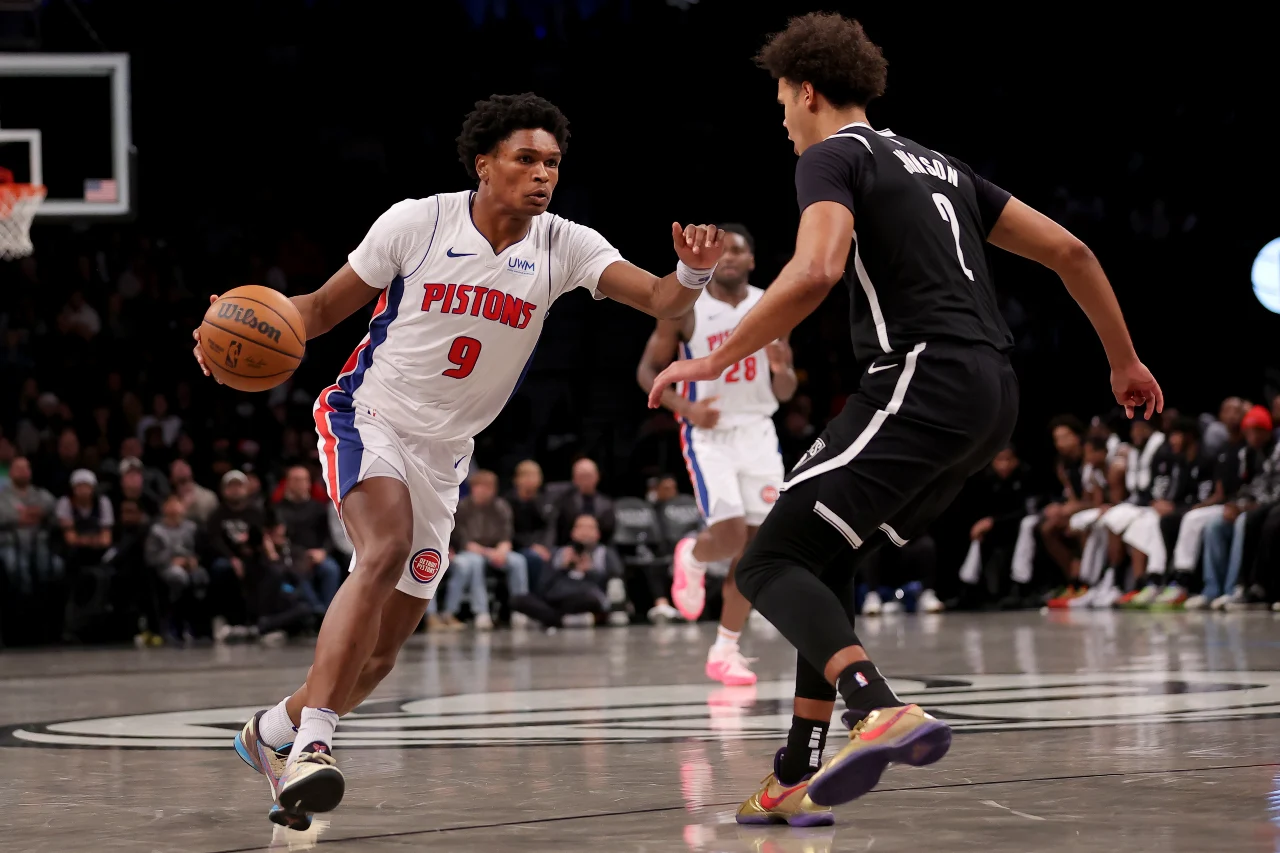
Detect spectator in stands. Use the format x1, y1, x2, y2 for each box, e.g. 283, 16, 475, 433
57, 290, 101, 341
0, 456, 59, 591
1090, 418, 1166, 606
453, 469, 530, 628
274, 465, 341, 610
253, 514, 321, 641
40, 427, 84, 498
1201, 396, 1244, 460
1196, 405, 1276, 609
170, 458, 218, 524
511, 514, 618, 629
55, 469, 113, 573
115, 457, 162, 520
137, 392, 183, 447
507, 459, 553, 591
960, 445, 1033, 607
145, 494, 207, 639
1028, 416, 1090, 587
649, 474, 680, 505
206, 469, 267, 632
554, 457, 615, 545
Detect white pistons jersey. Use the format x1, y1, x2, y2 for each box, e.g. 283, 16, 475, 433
324, 190, 624, 445
679, 285, 778, 428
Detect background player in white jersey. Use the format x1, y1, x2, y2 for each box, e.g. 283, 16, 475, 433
637, 224, 797, 686
192, 93, 726, 828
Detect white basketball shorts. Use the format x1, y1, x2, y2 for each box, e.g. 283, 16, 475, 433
679, 418, 784, 527
315, 405, 470, 600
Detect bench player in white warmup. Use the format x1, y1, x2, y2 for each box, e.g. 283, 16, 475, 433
638, 224, 796, 685
192, 93, 725, 828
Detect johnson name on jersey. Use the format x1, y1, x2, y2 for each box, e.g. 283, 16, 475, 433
326, 190, 623, 441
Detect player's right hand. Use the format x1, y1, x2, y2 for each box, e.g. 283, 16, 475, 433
192, 294, 222, 383
1111, 359, 1163, 420
684, 396, 721, 429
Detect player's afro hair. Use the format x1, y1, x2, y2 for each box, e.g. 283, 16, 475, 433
456, 92, 571, 181
755, 13, 887, 108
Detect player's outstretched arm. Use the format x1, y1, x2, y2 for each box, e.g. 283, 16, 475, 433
987, 198, 1163, 420
635, 312, 725, 427
596, 224, 725, 319
647, 203, 849, 407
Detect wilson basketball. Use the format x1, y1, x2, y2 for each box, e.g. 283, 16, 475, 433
199, 285, 306, 392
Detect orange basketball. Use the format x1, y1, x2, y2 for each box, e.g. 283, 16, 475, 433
199, 285, 306, 392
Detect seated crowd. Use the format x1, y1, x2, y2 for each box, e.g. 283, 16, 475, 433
3, 392, 1279, 647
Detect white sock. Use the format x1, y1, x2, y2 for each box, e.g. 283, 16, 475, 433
684, 539, 708, 573
259, 698, 297, 750
713, 625, 741, 650
288, 706, 339, 765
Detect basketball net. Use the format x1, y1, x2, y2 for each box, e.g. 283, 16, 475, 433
0, 167, 46, 261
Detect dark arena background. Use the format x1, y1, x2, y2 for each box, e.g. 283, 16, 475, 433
1, 2, 1279, 851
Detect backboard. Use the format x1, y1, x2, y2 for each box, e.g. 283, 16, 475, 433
0, 53, 132, 218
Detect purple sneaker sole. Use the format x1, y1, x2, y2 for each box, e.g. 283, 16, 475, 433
736, 810, 835, 827
806, 719, 952, 807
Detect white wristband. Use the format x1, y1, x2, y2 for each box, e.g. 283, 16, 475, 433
677, 260, 716, 290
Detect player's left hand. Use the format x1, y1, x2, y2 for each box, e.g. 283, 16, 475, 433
765, 338, 793, 371
1110, 359, 1163, 420
648, 355, 723, 409
671, 223, 726, 269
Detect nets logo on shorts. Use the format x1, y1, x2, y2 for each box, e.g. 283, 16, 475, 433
761, 485, 779, 504
409, 548, 442, 584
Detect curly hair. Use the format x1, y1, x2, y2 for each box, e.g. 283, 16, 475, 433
755, 13, 887, 108
456, 93, 571, 181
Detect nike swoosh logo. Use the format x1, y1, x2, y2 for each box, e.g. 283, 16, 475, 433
858, 705, 913, 741
446, 248, 477, 258
759, 783, 807, 810
454, 455, 468, 469
867, 363, 896, 374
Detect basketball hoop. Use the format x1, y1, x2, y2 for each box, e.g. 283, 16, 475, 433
0, 166, 45, 260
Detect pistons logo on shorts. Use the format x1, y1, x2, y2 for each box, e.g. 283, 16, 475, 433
409, 548, 443, 584
761, 485, 779, 504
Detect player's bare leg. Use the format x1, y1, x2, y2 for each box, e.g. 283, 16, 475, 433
672, 516, 747, 621
252, 477, 413, 825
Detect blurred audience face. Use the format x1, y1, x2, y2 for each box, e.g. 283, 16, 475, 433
72, 482, 95, 505
177, 432, 195, 459
1083, 439, 1108, 469
121, 468, 144, 498
120, 437, 143, 460
655, 475, 679, 502
1220, 397, 1244, 432
572, 458, 599, 495
58, 428, 80, 463
991, 447, 1019, 479
9, 456, 32, 488
246, 472, 262, 497
1272, 394, 1280, 426
153, 393, 169, 418
570, 514, 601, 547
0, 437, 14, 466
514, 460, 543, 497
1245, 424, 1272, 450
1051, 425, 1081, 460
222, 479, 247, 506
119, 500, 145, 528
162, 496, 185, 526
1129, 420, 1154, 447
469, 471, 498, 505
285, 466, 312, 501
170, 459, 193, 487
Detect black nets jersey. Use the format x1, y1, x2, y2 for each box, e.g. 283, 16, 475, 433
794, 122, 1015, 364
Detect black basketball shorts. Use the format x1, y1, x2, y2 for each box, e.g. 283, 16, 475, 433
780, 341, 1019, 551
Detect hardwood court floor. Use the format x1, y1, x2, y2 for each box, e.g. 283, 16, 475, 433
2, 610, 1279, 852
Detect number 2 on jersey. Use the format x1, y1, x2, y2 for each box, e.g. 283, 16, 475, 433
932, 192, 975, 282
724, 356, 757, 383
443, 336, 482, 379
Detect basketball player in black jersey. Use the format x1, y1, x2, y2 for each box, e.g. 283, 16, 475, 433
649, 13, 1163, 824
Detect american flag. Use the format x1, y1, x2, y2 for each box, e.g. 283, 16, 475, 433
84, 179, 118, 203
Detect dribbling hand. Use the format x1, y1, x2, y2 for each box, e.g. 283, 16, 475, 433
671, 223, 726, 269
192, 294, 223, 383
1110, 359, 1163, 420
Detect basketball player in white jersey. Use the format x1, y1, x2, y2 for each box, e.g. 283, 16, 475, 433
637, 224, 797, 686
192, 93, 725, 828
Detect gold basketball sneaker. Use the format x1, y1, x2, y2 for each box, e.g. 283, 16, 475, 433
234, 710, 318, 831
272, 741, 345, 828
737, 748, 835, 827
806, 704, 951, 807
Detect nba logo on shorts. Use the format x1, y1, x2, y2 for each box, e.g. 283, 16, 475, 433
854, 672, 869, 688
410, 548, 442, 584
761, 485, 779, 504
